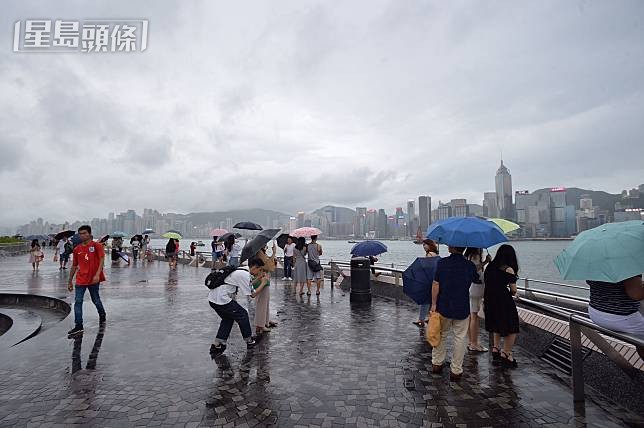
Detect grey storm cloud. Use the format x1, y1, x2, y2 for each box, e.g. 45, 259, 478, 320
0, 0, 643, 228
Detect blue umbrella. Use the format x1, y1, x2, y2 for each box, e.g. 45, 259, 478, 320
350, 240, 388, 257
403, 256, 440, 305
426, 217, 507, 248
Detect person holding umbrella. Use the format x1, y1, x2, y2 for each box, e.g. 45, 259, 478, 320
465, 247, 491, 353
555, 220, 644, 360
29, 239, 44, 271
293, 237, 309, 295
225, 235, 242, 267
56, 237, 71, 270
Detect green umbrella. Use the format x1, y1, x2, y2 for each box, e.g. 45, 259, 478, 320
488, 218, 520, 234
554, 220, 644, 283
161, 231, 183, 240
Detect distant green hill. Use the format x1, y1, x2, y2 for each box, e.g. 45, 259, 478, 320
180, 209, 290, 228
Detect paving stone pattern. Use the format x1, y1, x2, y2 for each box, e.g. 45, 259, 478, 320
0, 255, 642, 427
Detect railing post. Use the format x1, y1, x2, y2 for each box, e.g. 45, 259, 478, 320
569, 318, 585, 403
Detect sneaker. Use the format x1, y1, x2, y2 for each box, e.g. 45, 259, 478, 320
246, 339, 257, 349
99, 314, 106, 323
288, 277, 293, 281
67, 326, 84, 336
209, 343, 226, 355
282, 277, 288, 280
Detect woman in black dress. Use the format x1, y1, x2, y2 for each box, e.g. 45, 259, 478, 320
484, 244, 520, 368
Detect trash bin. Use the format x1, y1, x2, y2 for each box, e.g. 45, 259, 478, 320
350, 257, 371, 304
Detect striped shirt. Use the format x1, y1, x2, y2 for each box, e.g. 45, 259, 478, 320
588, 279, 641, 315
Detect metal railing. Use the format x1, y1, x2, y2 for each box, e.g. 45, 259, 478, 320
518, 297, 644, 404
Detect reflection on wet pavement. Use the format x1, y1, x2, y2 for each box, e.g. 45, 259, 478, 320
0, 254, 641, 427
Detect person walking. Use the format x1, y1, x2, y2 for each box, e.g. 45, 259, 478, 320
56, 237, 70, 270
211, 236, 219, 265
282, 237, 295, 281
413, 239, 439, 327
465, 247, 490, 353
30, 239, 44, 271
484, 244, 520, 368
306, 235, 323, 296
141, 234, 150, 261
208, 257, 264, 355
430, 246, 481, 381
67, 225, 107, 337
131, 237, 141, 261
165, 239, 177, 270
293, 237, 308, 295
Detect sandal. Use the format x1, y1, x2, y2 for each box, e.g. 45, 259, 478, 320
267, 321, 278, 328
468, 344, 489, 353
412, 321, 424, 327
491, 346, 501, 364
306, 292, 311, 296
501, 351, 518, 368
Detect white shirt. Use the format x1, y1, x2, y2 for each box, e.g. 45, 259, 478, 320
208, 269, 252, 305
57, 240, 67, 255
284, 243, 295, 257
229, 242, 242, 258
132, 241, 141, 249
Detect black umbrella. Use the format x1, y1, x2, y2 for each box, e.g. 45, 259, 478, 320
276, 233, 293, 249
233, 221, 263, 231
130, 234, 143, 244
54, 230, 75, 240
217, 232, 235, 243
240, 229, 281, 264
98, 235, 110, 243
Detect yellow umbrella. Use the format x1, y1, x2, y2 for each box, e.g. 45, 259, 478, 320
488, 218, 520, 234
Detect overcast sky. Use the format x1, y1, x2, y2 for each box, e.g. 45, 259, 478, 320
1, 1, 643, 227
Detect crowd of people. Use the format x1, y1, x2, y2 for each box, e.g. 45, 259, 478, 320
25, 224, 641, 364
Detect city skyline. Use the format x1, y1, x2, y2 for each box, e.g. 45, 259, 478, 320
2, 2, 644, 228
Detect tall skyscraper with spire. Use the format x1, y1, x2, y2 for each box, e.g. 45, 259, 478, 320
495, 159, 514, 219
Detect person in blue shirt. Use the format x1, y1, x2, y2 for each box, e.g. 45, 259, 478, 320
430, 246, 481, 381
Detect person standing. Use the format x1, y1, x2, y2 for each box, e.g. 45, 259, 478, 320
131, 237, 141, 261
282, 237, 295, 281
484, 244, 520, 368
165, 239, 177, 270
209, 258, 264, 355
413, 240, 439, 327
190, 241, 197, 257
67, 225, 106, 337
293, 238, 308, 295
225, 236, 242, 267
141, 234, 150, 260
211, 236, 219, 265
465, 247, 490, 352
586, 275, 644, 360
306, 235, 323, 296
430, 246, 481, 381
30, 239, 44, 271
255, 244, 278, 332
56, 237, 70, 270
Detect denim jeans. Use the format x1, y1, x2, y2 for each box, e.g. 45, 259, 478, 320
228, 257, 239, 267
210, 300, 252, 343
419, 304, 430, 321
284, 256, 293, 277
74, 284, 106, 327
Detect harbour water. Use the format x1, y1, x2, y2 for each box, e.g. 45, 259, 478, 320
149, 238, 586, 292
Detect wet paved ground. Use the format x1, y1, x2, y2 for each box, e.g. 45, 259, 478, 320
0, 255, 642, 427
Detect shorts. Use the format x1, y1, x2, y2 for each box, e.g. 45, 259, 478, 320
166, 252, 176, 259
589, 306, 644, 341
307, 268, 323, 280
59, 253, 69, 263
470, 296, 483, 313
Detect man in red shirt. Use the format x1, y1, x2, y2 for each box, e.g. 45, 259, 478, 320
67, 225, 107, 337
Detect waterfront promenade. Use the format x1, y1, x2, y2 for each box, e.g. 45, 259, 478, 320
0, 255, 641, 427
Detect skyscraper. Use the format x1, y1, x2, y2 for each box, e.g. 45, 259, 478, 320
418, 195, 431, 234
355, 207, 367, 238
495, 160, 513, 220
483, 192, 499, 218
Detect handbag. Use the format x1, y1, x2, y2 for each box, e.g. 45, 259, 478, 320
308, 259, 323, 272
426, 311, 442, 347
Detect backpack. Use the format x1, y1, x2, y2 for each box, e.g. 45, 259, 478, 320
64, 242, 73, 255
205, 266, 237, 290
165, 241, 175, 253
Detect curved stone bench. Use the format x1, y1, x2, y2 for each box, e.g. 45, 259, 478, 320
0, 308, 42, 348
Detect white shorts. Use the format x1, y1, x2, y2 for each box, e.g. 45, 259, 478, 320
588, 306, 644, 341
470, 296, 483, 314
